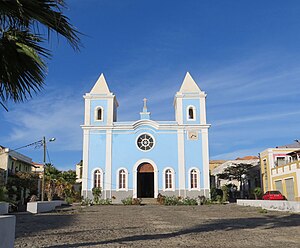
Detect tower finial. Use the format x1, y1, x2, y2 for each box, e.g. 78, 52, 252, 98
143, 98, 148, 112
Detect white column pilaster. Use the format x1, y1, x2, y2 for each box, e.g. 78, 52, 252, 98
200, 95, 207, 125
201, 128, 210, 190
105, 130, 112, 198
82, 129, 90, 198
177, 129, 185, 195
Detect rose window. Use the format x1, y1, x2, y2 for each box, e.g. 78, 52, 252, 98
137, 134, 154, 151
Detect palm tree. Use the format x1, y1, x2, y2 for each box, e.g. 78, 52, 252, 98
0, 0, 80, 106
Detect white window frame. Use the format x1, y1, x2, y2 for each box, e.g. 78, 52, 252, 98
94, 106, 104, 122
92, 168, 103, 189
188, 167, 200, 190
186, 105, 196, 121
135, 133, 156, 152
116, 167, 128, 191
163, 167, 175, 191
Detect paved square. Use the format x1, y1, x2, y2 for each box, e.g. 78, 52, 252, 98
15, 204, 300, 247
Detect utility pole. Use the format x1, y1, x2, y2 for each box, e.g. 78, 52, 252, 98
41, 136, 46, 201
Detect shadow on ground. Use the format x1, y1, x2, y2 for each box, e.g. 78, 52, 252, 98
15, 208, 76, 238
45, 213, 300, 248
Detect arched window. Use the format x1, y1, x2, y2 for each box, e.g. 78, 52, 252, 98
94, 169, 101, 188
165, 169, 172, 189
95, 107, 103, 121
189, 107, 194, 119
97, 108, 102, 120
187, 105, 196, 120
119, 169, 126, 189
190, 169, 198, 189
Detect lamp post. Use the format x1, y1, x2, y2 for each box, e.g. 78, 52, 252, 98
41, 137, 56, 201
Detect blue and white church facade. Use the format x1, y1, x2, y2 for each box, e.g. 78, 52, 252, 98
81, 72, 210, 202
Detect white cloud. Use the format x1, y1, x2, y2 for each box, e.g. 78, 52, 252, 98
3, 89, 83, 152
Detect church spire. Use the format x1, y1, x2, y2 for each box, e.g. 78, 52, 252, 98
90, 73, 111, 94
179, 72, 201, 93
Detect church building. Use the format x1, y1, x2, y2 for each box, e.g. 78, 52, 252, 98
81, 72, 210, 202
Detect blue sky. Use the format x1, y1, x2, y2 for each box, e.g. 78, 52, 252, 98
1, 0, 300, 170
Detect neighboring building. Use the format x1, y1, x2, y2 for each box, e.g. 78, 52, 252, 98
260, 142, 300, 201
75, 160, 83, 183
211, 156, 260, 197
209, 160, 226, 172
81, 72, 210, 202
0, 145, 34, 184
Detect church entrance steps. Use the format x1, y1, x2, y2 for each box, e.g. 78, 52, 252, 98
140, 198, 159, 205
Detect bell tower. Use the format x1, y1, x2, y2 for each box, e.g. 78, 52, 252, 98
83, 73, 118, 126
174, 72, 207, 125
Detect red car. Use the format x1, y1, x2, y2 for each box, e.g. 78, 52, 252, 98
262, 191, 286, 200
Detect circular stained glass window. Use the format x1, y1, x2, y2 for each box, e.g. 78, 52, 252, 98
137, 134, 154, 151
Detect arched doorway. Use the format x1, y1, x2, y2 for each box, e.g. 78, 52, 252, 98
137, 163, 154, 198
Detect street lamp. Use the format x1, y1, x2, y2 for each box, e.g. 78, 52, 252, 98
41, 137, 56, 201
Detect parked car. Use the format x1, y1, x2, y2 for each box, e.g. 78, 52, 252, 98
262, 191, 286, 200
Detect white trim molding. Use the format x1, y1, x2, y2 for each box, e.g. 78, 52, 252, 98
132, 159, 159, 198
116, 167, 129, 191
135, 132, 156, 152
94, 106, 104, 122
91, 167, 104, 190
186, 105, 196, 121
162, 167, 175, 191
82, 129, 89, 198
188, 167, 200, 191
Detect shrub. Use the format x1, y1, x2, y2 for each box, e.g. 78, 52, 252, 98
216, 195, 222, 203
221, 185, 230, 202
210, 187, 223, 201
0, 186, 8, 202
198, 195, 211, 205
98, 198, 112, 205
92, 187, 102, 204
81, 198, 93, 206
163, 196, 198, 205
121, 197, 142, 205
253, 187, 262, 199
182, 197, 198, 205
121, 197, 132, 205
164, 196, 180, 205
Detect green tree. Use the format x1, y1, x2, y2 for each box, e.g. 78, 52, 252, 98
0, 0, 80, 104
44, 164, 76, 201
217, 163, 253, 198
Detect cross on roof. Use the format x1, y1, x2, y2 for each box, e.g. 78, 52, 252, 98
143, 98, 147, 111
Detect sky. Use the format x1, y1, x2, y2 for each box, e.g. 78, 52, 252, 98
1, 0, 300, 170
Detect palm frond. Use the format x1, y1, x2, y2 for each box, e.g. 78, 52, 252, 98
0, 29, 51, 102
0, 0, 81, 50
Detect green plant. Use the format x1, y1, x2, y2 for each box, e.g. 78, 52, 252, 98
121, 197, 133, 205
221, 185, 230, 202
253, 187, 262, 200
258, 208, 268, 214
98, 198, 112, 205
210, 187, 223, 201
164, 196, 180, 205
198, 195, 211, 205
0, 186, 8, 202
216, 195, 223, 203
121, 197, 142, 205
92, 187, 102, 204
81, 198, 93, 206
182, 197, 198, 205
